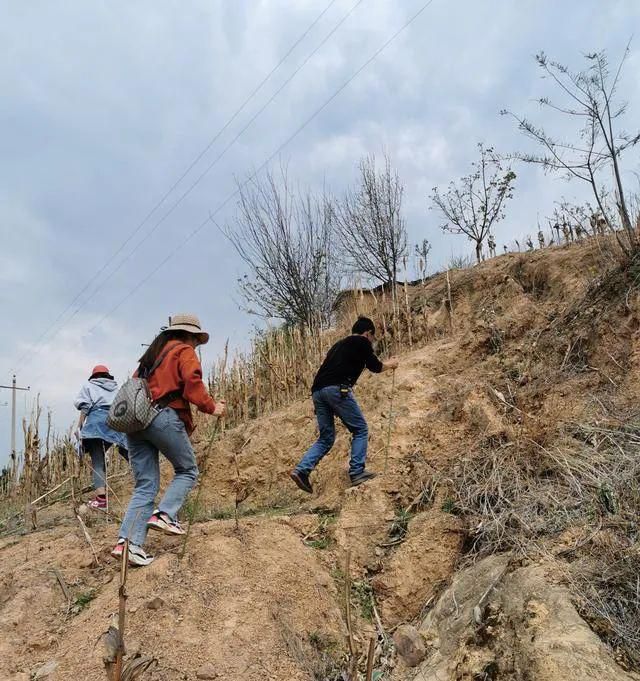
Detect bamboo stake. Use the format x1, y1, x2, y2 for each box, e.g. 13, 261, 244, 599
383, 369, 396, 474
51, 566, 72, 604
71, 476, 99, 566
365, 637, 376, 681
344, 549, 356, 678
30, 476, 71, 506
114, 538, 129, 681
446, 268, 453, 330
179, 418, 222, 560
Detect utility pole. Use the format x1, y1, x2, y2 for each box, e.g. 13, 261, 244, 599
0, 375, 30, 465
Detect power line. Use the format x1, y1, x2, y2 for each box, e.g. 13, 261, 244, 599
81, 0, 437, 338
26, 0, 436, 390
9, 0, 339, 374
16, 0, 365, 374
50, 0, 365, 333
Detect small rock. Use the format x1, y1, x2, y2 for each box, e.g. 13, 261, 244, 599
393, 624, 426, 667
196, 662, 218, 679
28, 635, 56, 651
34, 659, 58, 679
78, 555, 95, 569
145, 596, 165, 610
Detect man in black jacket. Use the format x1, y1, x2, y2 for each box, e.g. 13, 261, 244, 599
290, 317, 399, 493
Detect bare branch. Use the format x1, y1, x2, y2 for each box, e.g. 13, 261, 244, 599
223, 164, 341, 328
333, 153, 408, 289
430, 143, 515, 263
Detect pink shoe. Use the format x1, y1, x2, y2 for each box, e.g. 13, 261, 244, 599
147, 511, 186, 536
87, 495, 107, 510
111, 538, 125, 559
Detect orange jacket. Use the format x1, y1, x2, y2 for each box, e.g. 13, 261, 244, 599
145, 340, 216, 434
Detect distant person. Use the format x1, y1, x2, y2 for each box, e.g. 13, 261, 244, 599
74, 365, 129, 510
290, 317, 398, 494
112, 314, 225, 566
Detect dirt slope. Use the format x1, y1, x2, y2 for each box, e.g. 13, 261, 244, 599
2, 237, 640, 680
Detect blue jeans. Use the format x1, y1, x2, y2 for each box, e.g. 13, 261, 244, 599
83, 438, 128, 491
296, 386, 369, 478
118, 408, 198, 546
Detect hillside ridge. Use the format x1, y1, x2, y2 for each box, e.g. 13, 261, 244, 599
2, 237, 640, 681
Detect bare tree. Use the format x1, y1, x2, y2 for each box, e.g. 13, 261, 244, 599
333, 153, 408, 291
502, 46, 640, 254
224, 166, 340, 328
414, 238, 432, 281
430, 144, 516, 264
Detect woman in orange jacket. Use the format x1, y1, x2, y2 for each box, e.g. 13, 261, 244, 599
113, 314, 225, 566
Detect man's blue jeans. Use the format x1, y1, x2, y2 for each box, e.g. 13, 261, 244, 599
118, 407, 198, 547
296, 385, 369, 478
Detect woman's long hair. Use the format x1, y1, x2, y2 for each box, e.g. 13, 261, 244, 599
138, 330, 192, 375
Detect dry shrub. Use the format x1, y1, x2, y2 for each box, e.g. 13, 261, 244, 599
0, 404, 129, 525
276, 615, 346, 681
453, 425, 640, 555
450, 423, 640, 666
570, 548, 640, 668
510, 257, 551, 299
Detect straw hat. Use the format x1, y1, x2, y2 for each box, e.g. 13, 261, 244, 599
165, 313, 210, 344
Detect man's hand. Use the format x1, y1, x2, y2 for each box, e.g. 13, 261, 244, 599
383, 357, 399, 371
213, 400, 227, 417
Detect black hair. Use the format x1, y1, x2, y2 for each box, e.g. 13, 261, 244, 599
351, 316, 375, 335
90, 371, 114, 380
138, 330, 194, 374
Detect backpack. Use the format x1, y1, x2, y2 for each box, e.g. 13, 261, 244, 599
106, 347, 176, 434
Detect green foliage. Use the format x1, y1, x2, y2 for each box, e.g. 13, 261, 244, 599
389, 508, 412, 542
352, 579, 374, 621
441, 497, 457, 514
304, 511, 336, 550
71, 588, 96, 615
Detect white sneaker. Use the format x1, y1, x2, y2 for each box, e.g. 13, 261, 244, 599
128, 543, 154, 566
147, 511, 186, 536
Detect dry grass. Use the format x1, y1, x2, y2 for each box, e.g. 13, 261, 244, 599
207, 284, 423, 431
449, 422, 640, 665
2, 277, 431, 521
0, 402, 129, 528
276, 615, 346, 681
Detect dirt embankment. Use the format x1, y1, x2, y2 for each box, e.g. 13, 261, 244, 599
2, 237, 640, 680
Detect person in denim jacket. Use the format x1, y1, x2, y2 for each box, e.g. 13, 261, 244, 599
74, 365, 128, 510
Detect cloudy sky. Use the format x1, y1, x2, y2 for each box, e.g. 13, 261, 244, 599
1, 0, 639, 465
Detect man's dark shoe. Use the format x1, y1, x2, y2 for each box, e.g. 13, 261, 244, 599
290, 469, 313, 494
350, 470, 377, 487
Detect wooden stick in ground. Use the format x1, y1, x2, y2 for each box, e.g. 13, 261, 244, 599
114, 539, 129, 681
383, 369, 396, 474
30, 476, 71, 506
71, 475, 99, 566
178, 418, 222, 560
365, 637, 376, 681
446, 268, 454, 329
344, 549, 357, 678
51, 566, 72, 604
